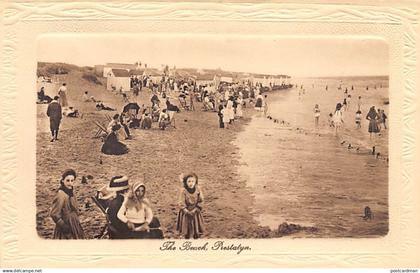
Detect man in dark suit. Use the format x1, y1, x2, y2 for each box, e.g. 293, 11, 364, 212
46, 96, 62, 142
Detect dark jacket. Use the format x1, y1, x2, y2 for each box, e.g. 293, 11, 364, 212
47, 101, 62, 120
107, 194, 130, 239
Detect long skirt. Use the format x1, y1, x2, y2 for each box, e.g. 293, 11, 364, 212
368, 119, 380, 133
59, 91, 68, 107
236, 105, 243, 117
53, 213, 85, 239
255, 98, 263, 108
176, 208, 205, 238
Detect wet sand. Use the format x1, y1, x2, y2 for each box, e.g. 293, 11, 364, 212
236, 77, 389, 237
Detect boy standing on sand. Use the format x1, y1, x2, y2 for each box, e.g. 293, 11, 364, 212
46, 96, 62, 142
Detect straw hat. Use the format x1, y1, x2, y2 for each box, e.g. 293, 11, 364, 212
107, 175, 129, 192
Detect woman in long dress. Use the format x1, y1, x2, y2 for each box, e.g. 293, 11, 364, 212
235, 95, 243, 118
58, 83, 68, 107
101, 125, 129, 155
50, 169, 85, 239
226, 98, 235, 124
366, 106, 380, 139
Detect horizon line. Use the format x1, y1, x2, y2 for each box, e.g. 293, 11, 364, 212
37, 61, 388, 79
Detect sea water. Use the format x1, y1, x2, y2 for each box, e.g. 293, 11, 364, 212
235, 77, 389, 237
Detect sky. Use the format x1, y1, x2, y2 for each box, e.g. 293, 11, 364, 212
37, 35, 388, 78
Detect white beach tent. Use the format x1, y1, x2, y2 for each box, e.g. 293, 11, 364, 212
103, 67, 113, 78
106, 69, 130, 92
220, 76, 233, 83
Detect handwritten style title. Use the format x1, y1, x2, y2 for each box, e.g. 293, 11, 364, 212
160, 240, 251, 254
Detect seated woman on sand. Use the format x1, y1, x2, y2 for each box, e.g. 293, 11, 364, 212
140, 110, 152, 129
158, 109, 171, 130
151, 104, 161, 122
37, 87, 53, 104
117, 182, 163, 239
63, 106, 79, 118
101, 124, 129, 155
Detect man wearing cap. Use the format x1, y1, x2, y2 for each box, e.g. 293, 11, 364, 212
106, 175, 130, 239
46, 96, 62, 142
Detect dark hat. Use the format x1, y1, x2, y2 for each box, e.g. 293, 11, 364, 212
107, 175, 129, 192
61, 169, 77, 180
111, 124, 121, 131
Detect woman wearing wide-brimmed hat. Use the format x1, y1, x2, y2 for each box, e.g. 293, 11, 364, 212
50, 169, 85, 239
106, 175, 130, 239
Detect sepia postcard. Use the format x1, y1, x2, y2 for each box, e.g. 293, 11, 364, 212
1, 0, 419, 268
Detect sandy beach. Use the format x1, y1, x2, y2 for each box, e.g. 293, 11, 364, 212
36, 66, 388, 239
36, 68, 270, 239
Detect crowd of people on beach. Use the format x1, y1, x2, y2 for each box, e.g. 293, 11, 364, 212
40, 73, 275, 154
39, 72, 283, 240
39, 69, 388, 240
50, 169, 205, 240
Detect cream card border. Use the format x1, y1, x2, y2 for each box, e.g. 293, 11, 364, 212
1, 1, 419, 268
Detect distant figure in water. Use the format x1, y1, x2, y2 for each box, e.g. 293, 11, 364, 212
357, 96, 362, 111
351, 85, 354, 91
366, 106, 380, 139
332, 103, 344, 136
328, 113, 334, 127
325, 85, 328, 91
263, 95, 268, 117
101, 125, 129, 155
355, 110, 362, 129
313, 104, 321, 127
366, 86, 369, 91
380, 109, 387, 129
342, 98, 348, 111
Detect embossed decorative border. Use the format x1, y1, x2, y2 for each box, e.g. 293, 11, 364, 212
1, 1, 419, 267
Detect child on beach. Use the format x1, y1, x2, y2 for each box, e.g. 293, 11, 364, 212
313, 104, 321, 127
380, 109, 387, 129
176, 173, 205, 239
221, 104, 230, 129
332, 103, 344, 136
50, 169, 85, 239
355, 110, 362, 129
217, 105, 224, 128
328, 113, 334, 127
